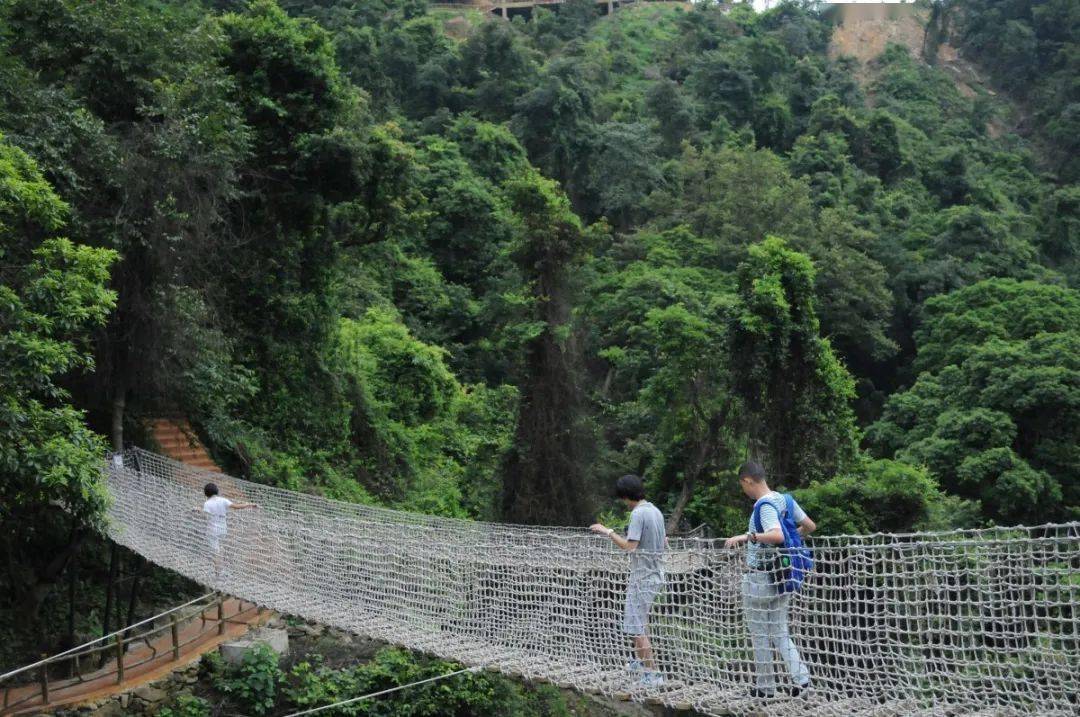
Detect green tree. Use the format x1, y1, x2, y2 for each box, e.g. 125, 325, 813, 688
0, 137, 116, 620
583, 226, 732, 529
655, 145, 817, 268
555, 0, 600, 41
956, 0, 1080, 179
215, 0, 366, 454
444, 116, 530, 186
869, 279, 1080, 523
798, 459, 976, 535
1038, 185, 1080, 284
414, 136, 514, 293
585, 122, 664, 230
809, 209, 896, 366
336, 306, 515, 518
859, 112, 903, 181
753, 92, 794, 151
0, 0, 251, 450
512, 59, 596, 203
729, 237, 858, 486
635, 303, 739, 532
645, 79, 698, 156
788, 130, 857, 208
459, 20, 540, 121
686, 51, 755, 127
499, 171, 593, 526
907, 205, 1042, 301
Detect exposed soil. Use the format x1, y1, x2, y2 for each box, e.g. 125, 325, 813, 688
826, 4, 1030, 139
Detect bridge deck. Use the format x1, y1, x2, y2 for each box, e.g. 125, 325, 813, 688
1, 598, 270, 715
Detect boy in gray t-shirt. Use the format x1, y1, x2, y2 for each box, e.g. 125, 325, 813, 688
591, 474, 666, 688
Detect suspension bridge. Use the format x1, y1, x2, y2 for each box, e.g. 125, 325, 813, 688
16, 448, 1080, 716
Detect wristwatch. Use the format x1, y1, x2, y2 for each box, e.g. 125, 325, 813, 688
607, 528, 615, 537
747, 531, 757, 544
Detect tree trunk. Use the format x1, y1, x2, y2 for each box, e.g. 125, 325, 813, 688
66, 549, 77, 677
123, 556, 145, 638
111, 380, 126, 452
666, 404, 733, 534
99, 543, 119, 666
24, 528, 85, 619
666, 438, 711, 534
66, 552, 77, 647
21, 523, 85, 654
666, 475, 695, 535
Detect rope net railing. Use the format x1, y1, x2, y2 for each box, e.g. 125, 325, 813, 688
105, 449, 1080, 717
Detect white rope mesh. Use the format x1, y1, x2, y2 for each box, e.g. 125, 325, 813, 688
105, 448, 1080, 716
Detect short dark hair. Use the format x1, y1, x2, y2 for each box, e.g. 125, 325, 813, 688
737, 461, 766, 483
615, 474, 645, 501
204, 483, 219, 498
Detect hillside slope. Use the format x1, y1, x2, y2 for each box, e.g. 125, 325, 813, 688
828, 3, 1021, 139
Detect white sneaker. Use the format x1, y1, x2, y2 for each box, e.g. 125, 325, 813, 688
639, 671, 665, 689
626, 659, 644, 674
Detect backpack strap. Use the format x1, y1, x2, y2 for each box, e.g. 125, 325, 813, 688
752, 496, 782, 533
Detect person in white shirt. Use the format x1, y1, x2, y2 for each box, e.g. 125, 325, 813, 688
202, 482, 256, 583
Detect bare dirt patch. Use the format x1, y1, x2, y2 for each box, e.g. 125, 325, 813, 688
826, 4, 1028, 138
828, 10, 927, 68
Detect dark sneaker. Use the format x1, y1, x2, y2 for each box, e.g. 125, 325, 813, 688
786, 681, 811, 697
749, 687, 775, 699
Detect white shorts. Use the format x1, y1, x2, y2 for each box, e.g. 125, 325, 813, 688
207, 530, 225, 555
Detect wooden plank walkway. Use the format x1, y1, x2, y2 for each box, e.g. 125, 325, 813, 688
2, 598, 272, 715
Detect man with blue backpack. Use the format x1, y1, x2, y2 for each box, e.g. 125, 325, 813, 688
724, 461, 816, 699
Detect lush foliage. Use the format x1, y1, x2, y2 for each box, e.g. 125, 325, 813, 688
868, 279, 1080, 523
211, 644, 283, 716
2, 0, 1077, 664
798, 458, 977, 535
158, 695, 212, 717
0, 135, 116, 621
193, 644, 585, 716
952, 0, 1080, 181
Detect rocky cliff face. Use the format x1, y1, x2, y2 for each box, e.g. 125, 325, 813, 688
828, 3, 1025, 140
828, 3, 927, 71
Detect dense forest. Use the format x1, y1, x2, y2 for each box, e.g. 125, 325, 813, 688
2, 0, 1078, 710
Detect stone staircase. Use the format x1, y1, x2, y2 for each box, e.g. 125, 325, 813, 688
148, 418, 220, 472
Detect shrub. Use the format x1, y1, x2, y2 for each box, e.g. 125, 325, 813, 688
211, 644, 282, 716
157, 695, 210, 717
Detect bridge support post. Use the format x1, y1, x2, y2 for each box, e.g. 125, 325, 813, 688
115, 634, 124, 684
39, 658, 49, 705
171, 615, 180, 660
217, 599, 225, 636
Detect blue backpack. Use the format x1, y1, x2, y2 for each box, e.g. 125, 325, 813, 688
752, 494, 814, 594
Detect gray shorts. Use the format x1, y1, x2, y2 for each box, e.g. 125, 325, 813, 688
622, 580, 663, 636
